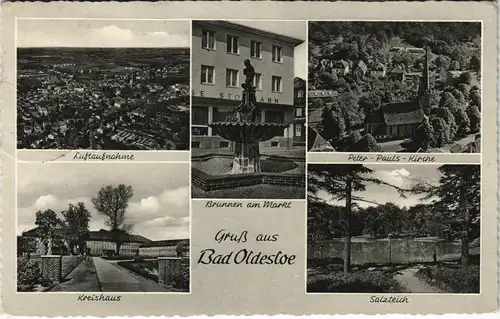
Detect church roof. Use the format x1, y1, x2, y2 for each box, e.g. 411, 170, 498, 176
381, 101, 425, 125
366, 101, 425, 126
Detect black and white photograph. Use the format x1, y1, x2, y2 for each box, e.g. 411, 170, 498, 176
17, 19, 190, 150
307, 163, 480, 293
308, 22, 481, 153
17, 163, 190, 293
191, 20, 307, 199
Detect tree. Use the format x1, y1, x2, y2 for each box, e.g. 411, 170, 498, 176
469, 89, 481, 108
359, 93, 381, 117
467, 105, 481, 133
416, 165, 480, 265
469, 54, 480, 72
35, 209, 63, 254
91, 184, 134, 255
62, 202, 91, 255
439, 92, 459, 110
452, 89, 466, 108
413, 119, 435, 151
308, 165, 406, 273
355, 133, 382, 152
437, 107, 458, 140
321, 107, 345, 143
176, 240, 189, 257
17, 234, 37, 257
308, 165, 372, 273
454, 108, 471, 137
431, 117, 451, 147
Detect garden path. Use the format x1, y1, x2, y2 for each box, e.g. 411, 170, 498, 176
394, 266, 443, 293
51, 259, 100, 292
93, 257, 169, 292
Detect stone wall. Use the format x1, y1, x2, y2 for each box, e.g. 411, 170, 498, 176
308, 239, 463, 265
41, 255, 62, 283
158, 257, 184, 286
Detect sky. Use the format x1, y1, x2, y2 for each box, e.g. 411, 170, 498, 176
17, 162, 189, 241
17, 19, 190, 48
232, 21, 307, 79
314, 164, 443, 209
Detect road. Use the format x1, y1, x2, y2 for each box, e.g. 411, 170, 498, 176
394, 266, 443, 293
93, 257, 169, 292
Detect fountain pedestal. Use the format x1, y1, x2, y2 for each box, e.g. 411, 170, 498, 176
232, 142, 260, 174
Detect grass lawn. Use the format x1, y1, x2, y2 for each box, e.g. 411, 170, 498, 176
118, 261, 159, 282
193, 184, 305, 199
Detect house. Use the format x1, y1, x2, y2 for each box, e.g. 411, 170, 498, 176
308, 126, 334, 152
370, 62, 386, 78
408, 47, 426, 54
331, 60, 349, 75
389, 65, 405, 82
308, 90, 339, 99
352, 60, 368, 78
446, 71, 469, 85
19, 227, 189, 257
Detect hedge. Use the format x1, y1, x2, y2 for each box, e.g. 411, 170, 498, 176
416, 265, 479, 293
308, 271, 405, 293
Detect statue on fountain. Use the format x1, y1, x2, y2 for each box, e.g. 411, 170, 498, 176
236, 59, 259, 122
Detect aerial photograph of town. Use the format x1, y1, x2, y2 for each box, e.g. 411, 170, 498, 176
308, 22, 481, 153
17, 20, 190, 150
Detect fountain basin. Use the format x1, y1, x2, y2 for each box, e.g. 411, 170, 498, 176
209, 121, 290, 143
191, 153, 305, 195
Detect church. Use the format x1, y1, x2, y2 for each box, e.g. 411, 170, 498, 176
364, 47, 431, 142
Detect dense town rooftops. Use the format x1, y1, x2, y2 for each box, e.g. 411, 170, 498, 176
194, 21, 304, 47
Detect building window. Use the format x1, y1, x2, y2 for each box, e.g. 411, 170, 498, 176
295, 107, 303, 117
253, 73, 262, 90
227, 35, 239, 54
192, 106, 209, 126
201, 29, 215, 50
201, 65, 214, 84
226, 69, 239, 87
213, 106, 234, 122
272, 45, 283, 63
265, 110, 285, 124
251, 41, 262, 59
295, 124, 302, 137
272, 76, 282, 92
191, 127, 209, 137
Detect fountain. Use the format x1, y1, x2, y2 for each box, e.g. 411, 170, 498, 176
209, 60, 291, 174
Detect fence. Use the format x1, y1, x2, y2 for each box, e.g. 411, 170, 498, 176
308, 238, 463, 265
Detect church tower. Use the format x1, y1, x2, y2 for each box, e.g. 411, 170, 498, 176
418, 46, 431, 114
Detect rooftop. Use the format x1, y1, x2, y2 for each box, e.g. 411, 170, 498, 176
193, 21, 304, 46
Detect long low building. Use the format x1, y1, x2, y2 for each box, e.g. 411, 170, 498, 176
19, 227, 189, 257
